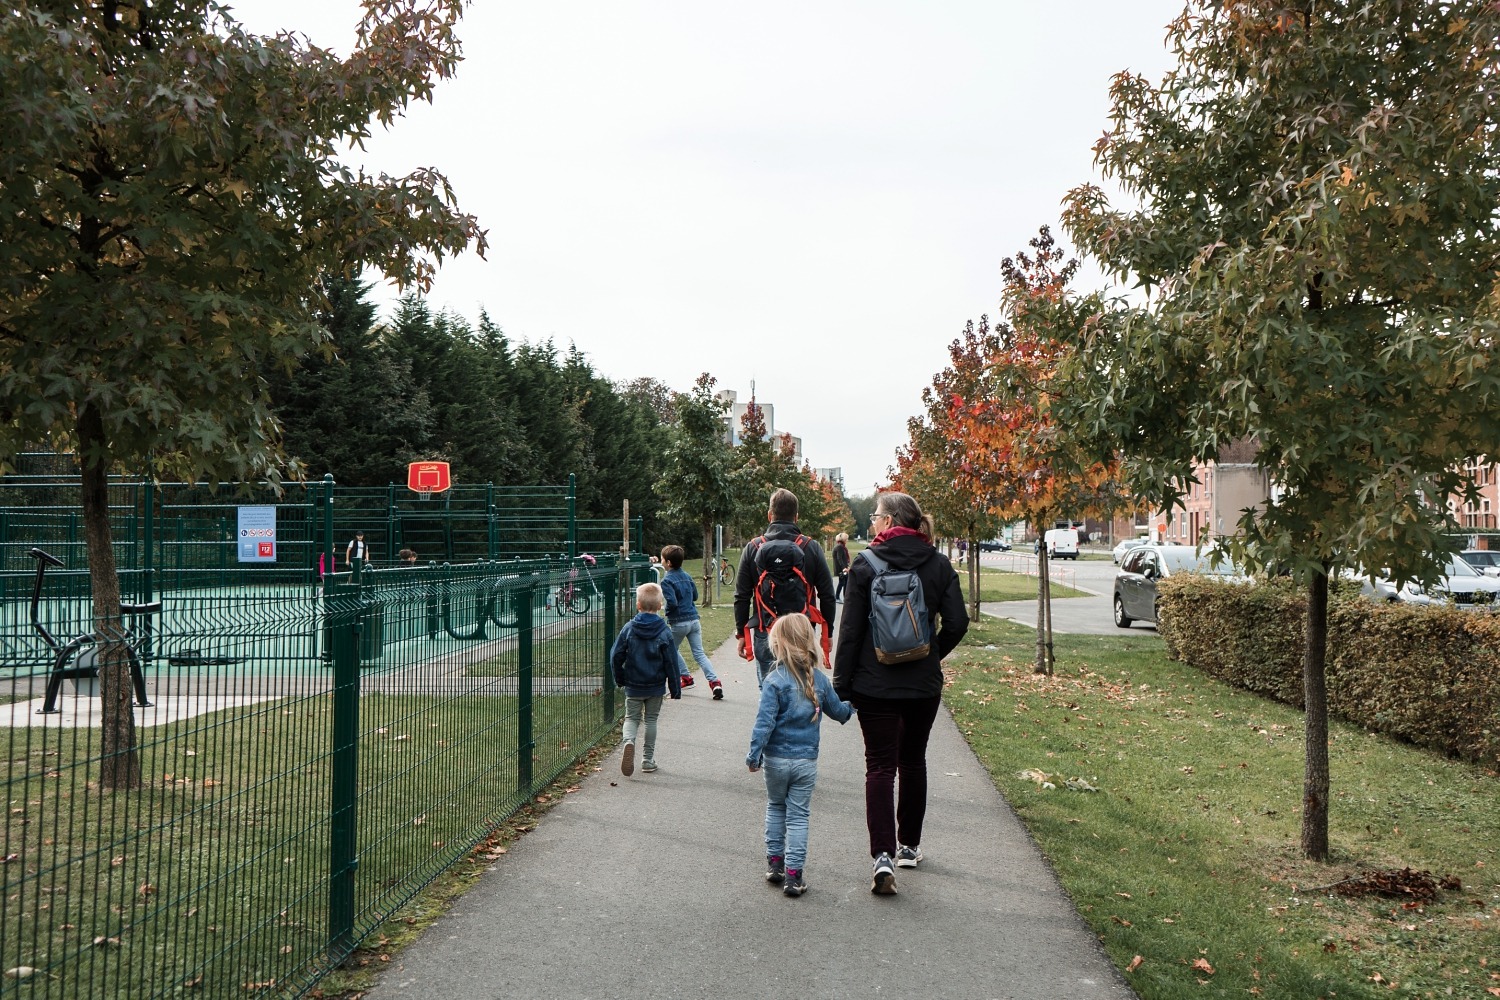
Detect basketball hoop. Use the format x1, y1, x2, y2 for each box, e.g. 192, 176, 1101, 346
407, 461, 452, 499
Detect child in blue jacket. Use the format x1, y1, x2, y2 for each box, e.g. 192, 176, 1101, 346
660, 544, 722, 697
746, 612, 853, 897
611, 582, 682, 776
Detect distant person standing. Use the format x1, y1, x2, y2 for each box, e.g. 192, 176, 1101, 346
833, 491, 967, 896
345, 530, 370, 569
610, 582, 683, 776
832, 533, 851, 603
734, 488, 837, 688
660, 545, 723, 699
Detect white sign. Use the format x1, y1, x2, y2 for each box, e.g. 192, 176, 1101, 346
237, 506, 277, 563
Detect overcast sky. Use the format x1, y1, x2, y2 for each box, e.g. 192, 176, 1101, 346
230, 1, 1181, 496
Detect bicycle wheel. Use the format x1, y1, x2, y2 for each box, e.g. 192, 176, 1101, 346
552, 587, 572, 616
718, 563, 733, 586
566, 590, 590, 615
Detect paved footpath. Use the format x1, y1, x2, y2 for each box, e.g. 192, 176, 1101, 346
366, 635, 1133, 1000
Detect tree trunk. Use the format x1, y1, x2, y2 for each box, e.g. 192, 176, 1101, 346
79, 403, 141, 790
1034, 525, 1051, 674
1301, 569, 1330, 861
967, 536, 980, 623
701, 521, 714, 607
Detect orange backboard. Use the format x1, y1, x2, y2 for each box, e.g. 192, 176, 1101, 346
407, 461, 452, 493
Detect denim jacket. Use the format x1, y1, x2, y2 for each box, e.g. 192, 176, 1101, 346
610, 613, 682, 699
746, 665, 853, 766
661, 568, 700, 624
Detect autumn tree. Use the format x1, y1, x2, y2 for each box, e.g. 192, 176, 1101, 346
918, 228, 1125, 672
0, 1, 486, 787
1061, 1, 1500, 859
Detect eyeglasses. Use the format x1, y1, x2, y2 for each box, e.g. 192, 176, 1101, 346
870, 512, 888, 522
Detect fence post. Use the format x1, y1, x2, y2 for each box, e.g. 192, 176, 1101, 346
326, 586, 361, 964
602, 570, 617, 721
566, 474, 577, 559
517, 583, 535, 791
487, 482, 497, 560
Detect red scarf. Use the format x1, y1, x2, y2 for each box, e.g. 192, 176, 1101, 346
872, 525, 930, 546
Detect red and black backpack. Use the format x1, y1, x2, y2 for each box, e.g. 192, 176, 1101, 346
750, 534, 831, 662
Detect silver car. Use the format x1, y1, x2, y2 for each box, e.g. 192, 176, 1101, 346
1113, 544, 1240, 627
1111, 538, 1148, 564
1460, 549, 1500, 578
1397, 556, 1500, 608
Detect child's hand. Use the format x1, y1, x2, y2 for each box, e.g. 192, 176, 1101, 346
747, 763, 760, 773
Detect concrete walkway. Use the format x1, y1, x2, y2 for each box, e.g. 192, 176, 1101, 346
366, 636, 1133, 1000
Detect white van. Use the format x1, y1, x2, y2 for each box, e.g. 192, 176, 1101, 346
1044, 527, 1079, 560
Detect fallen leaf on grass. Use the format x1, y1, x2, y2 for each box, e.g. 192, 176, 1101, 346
1192, 958, 1215, 975
1126, 956, 1143, 973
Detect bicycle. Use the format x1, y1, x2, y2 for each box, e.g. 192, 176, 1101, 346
27, 547, 158, 715
552, 554, 602, 616
716, 556, 734, 586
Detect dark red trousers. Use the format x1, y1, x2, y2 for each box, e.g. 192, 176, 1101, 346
851, 694, 942, 858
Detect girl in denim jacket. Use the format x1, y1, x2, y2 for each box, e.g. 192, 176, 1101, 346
746, 613, 854, 897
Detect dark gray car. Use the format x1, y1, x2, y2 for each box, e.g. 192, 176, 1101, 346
1113, 544, 1241, 627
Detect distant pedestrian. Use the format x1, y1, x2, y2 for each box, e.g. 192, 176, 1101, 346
345, 530, 369, 569
746, 613, 854, 898
398, 548, 418, 564
833, 491, 968, 895
660, 545, 722, 698
832, 533, 851, 603
610, 582, 682, 776
734, 488, 837, 688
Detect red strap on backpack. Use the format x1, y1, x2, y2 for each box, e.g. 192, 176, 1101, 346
750, 535, 832, 666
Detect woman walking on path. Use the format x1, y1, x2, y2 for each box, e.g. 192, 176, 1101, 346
746, 613, 854, 898
833, 491, 967, 895
832, 533, 851, 603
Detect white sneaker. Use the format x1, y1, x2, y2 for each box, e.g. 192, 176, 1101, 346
895, 844, 923, 868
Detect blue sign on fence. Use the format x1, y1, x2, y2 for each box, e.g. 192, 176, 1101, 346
237, 506, 277, 563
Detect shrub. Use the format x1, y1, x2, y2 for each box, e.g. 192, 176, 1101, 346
1157, 575, 1500, 769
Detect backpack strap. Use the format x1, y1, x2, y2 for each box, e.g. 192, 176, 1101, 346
860, 549, 889, 574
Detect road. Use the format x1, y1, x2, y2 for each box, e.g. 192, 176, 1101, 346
973, 549, 1161, 637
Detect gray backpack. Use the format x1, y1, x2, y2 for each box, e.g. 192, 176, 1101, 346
860, 550, 932, 665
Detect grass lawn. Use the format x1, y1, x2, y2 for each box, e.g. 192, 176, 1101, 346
4, 690, 605, 999
946, 616, 1500, 1000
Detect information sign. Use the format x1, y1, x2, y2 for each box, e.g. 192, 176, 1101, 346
237, 506, 277, 563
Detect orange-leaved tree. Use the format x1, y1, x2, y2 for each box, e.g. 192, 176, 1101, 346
944, 227, 1128, 673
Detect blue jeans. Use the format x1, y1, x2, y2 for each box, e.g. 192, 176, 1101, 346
622, 695, 663, 763
752, 629, 775, 688
670, 620, 718, 683
762, 755, 819, 872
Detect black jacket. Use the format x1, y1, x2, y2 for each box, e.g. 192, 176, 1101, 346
832, 533, 967, 700
833, 542, 850, 575
733, 520, 837, 634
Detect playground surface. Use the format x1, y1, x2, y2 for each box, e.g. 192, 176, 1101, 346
363, 637, 1133, 1000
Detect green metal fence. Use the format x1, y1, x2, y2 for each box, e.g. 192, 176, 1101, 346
0, 551, 651, 998
0, 462, 654, 998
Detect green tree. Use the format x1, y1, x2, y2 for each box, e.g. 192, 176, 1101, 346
0, 1, 485, 787
1061, 1, 1500, 858
656, 374, 737, 601
267, 277, 434, 486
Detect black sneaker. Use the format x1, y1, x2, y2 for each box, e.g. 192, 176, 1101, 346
895, 844, 923, 868
765, 855, 785, 885
783, 869, 806, 897
871, 853, 897, 895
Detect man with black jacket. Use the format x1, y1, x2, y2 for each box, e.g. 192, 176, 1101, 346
734, 488, 838, 687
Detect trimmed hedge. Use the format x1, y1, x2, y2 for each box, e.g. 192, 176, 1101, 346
1157, 575, 1500, 769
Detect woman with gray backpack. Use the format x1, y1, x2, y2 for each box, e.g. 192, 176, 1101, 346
832, 491, 968, 895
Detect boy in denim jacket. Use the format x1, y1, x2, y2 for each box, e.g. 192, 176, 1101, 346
611, 582, 682, 776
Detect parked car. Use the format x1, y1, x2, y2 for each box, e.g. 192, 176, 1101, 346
1113, 544, 1241, 627
1337, 567, 1399, 603
977, 539, 1011, 552
1112, 538, 1148, 564
1460, 549, 1500, 577
1396, 555, 1500, 608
